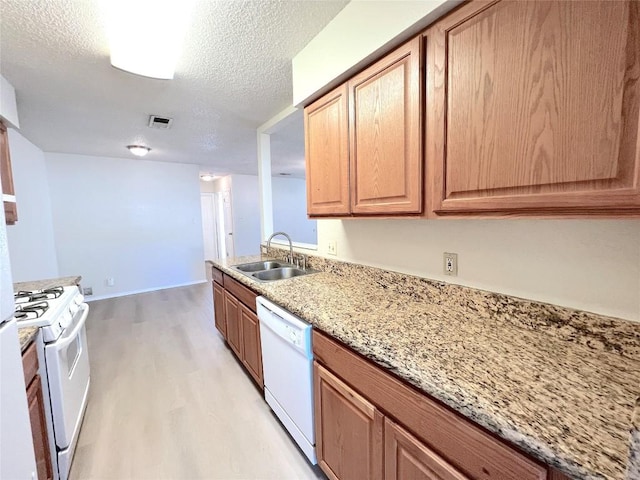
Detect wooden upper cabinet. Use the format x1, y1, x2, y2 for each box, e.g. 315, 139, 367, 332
349, 37, 423, 215
385, 418, 468, 480
314, 362, 384, 480
427, 0, 640, 216
305, 84, 350, 216
0, 122, 17, 224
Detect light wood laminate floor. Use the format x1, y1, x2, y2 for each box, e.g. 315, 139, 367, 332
69, 283, 325, 480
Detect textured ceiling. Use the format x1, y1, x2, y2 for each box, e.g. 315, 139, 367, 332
0, 0, 347, 176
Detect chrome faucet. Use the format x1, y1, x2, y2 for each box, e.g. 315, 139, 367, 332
266, 231, 294, 264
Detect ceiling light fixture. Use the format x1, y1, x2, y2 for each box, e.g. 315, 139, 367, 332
127, 145, 151, 157
200, 174, 216, 182
102, 0, 196, 80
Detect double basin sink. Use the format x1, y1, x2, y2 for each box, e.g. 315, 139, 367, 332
231, 260, 317, 283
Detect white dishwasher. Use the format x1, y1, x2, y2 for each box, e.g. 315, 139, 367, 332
257, 296, 316, 464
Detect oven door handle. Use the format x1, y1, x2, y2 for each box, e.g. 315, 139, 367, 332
51, 303, 90, 351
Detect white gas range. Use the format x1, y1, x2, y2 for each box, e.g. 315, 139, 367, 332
15, 285, 91, 480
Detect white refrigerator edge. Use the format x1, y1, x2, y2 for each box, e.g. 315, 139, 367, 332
0, 194, 37, 479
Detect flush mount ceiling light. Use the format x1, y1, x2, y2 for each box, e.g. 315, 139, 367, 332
200, 174, 216, 182
102, 0, 196, 80
127, 145, 151, 157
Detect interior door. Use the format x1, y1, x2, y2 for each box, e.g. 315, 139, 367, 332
200, 194, 220, 260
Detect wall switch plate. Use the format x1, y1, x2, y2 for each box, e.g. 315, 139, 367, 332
327, 240, 337, 256
83, 287, 93, 296
443, 252, 458, 276
106, 277, 115, 287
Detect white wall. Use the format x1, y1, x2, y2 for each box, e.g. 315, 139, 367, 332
229, 175, 261, 256
6, 129, 58, 282
316, 219, 640, 322
292, 0, 457, 105
272, 177, 316, 245
45, 153, 205, 299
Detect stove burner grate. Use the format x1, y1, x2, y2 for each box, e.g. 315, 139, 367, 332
15, 286, 64, 304
15, 301, 50, 320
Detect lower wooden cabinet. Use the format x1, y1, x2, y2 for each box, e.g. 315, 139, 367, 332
22, 342, 53, 480
314, 362, 384, 480
213, 281, 226, 338
239, 304, 263, 388
224, 290, 242, 358
27, 374, 53, 480
313, 330, 552, 480
385, 418, 468, 480
211, 268, 264, 390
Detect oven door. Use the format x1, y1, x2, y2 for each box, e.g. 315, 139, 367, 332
45, 303, 90, 449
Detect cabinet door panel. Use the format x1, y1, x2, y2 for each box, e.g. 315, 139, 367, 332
305, 84, 350, 216
213, 282, 226, 339
427, 0, 640, 215
0, 122, 17, 224
239, 304, 263, 388
27, 375, 53, 480
385, 418, 468, 480
314, 362, 383, 480
349, 37, 422, 214
224, 291, 242, 358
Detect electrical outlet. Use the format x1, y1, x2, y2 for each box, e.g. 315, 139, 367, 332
106, 277, 115, 287
443, 252, 458, 276
327, 240, 337, 256
83, 287, 93, 296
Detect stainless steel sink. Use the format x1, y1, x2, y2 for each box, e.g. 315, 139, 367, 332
230, 259, 318, 282
233, 261, 284, 272
252, 267, 308, 282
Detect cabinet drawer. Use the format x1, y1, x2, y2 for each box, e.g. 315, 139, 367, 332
212, 267, 224, 286
223, 274, 257, 312
22, 340, 39, 387
313, 330, 546, 480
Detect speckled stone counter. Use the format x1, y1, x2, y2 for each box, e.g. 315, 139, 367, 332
209, 254, 640, 480
18, 326, 38, 352
14, 275, 81, 292
15, 275, 82, 351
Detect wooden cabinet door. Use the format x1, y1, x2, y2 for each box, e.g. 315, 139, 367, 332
0, 122, 17, 224
27, 375, 53, 480
224, 291, 242, 358
314, 362, 384, 480
385, 418, 468, 480
305, 84, 351, 216
213, 282, 226, 339
349, 37, 422, 215
427, 0, 640, 216
239, 304, 263, 388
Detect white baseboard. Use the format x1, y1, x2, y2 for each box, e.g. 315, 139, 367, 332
85, 279, 208, 302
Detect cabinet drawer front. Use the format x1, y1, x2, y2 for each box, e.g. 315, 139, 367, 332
22, 340, 39, 387
313, 331, 546, 480
212, 267, 224, 286
223, 273, 257, 312
427, 0, 640, 215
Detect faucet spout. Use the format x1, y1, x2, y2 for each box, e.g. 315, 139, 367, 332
266, 231, 294, 264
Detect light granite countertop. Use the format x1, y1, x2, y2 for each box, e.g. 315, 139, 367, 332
208, 255, 640, 480
15, 275, 82, 351
14, 275, 81, 292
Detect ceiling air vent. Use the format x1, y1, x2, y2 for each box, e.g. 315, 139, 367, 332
148, 115, 173, 129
